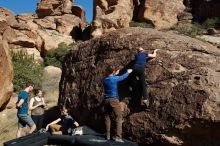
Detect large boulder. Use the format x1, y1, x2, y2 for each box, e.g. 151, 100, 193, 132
59, 27, 220, 145
72, 5, 87, 29
42, 66, 62, 105
0, 40, 13, 111
136, 0, 185, 29
91, 0, 134, 37
0, 7, 16, 35
36, 29, 73, 51
0, 7, 16, 30
55, 14, 82, 35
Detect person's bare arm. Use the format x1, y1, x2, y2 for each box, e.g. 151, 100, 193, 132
148, 49, 159, 58
73, 121, 79, 127
114, 69, 120, 75
16, 99, 24, 108
29, 98, 43, 110
46, 118, 61, 130
48, 118, 61, 126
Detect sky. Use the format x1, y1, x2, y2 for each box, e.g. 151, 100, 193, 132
0, 0, 93, 22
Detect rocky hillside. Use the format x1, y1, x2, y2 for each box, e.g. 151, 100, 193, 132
0, 0, 86, 59
59, 27, 220, 145
0, 0, 86, 110
91, 0, 186, 37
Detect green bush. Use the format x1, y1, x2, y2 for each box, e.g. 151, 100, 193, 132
12, 50, 44, 92
129, 21, 154, 28
44, 42, 80, 68
202, 17, 220, 29
173, 23, 204, 37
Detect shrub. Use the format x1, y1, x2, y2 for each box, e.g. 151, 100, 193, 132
202, 17, 220, 29
12, 50, 44, 92
44, 42, 80, 68
173, 23, 204, 37
129, 21, 154, 28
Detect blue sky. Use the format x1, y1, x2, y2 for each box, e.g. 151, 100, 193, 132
0, 0, 93, 22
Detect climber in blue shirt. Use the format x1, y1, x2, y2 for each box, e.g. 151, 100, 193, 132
103, 69, 132, 99
133, 47, 158, 107
102, 66, 133, 143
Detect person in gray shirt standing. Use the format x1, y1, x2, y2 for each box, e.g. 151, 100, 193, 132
29, 89, 47, 131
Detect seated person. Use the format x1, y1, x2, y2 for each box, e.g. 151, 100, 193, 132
46, 107, 79, 135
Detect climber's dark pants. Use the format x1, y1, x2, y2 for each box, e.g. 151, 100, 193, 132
133, 67, 148, 100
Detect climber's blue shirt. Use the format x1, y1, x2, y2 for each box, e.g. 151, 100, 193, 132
17, 90, 29, 115
134, 51, 148, 68
103, 72, 129, 99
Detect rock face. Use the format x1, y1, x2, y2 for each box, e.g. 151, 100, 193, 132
72, 5, 87, 29
0, 2, 86, 54
91, 0, 185, 37
59, 27, 220, 145
0, 40, 13, 111
177, 11, 193, 27
36, 0, 73, 18
198, 34, 220, 47
91, 0, 134, 37
136, 0, 185, 29
42, 66, 62, 102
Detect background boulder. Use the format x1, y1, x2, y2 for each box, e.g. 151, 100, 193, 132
42, 66, 62, 105
135, 0, 185, 29
36, 0, 73, 18
91, 0, 134, 37
0, 40, 13, 111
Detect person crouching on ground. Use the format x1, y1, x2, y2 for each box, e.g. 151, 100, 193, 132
46, 107, 79, 135
102, 66, 133, 143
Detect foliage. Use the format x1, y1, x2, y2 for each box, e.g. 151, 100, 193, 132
173, 16, 220, 37
129, 21, 154, 28
202, 17, 220, 29
173, 23, 204, 37
185, 6, 192, 13
12, 50, 44, 93
44, 42, 80, 68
